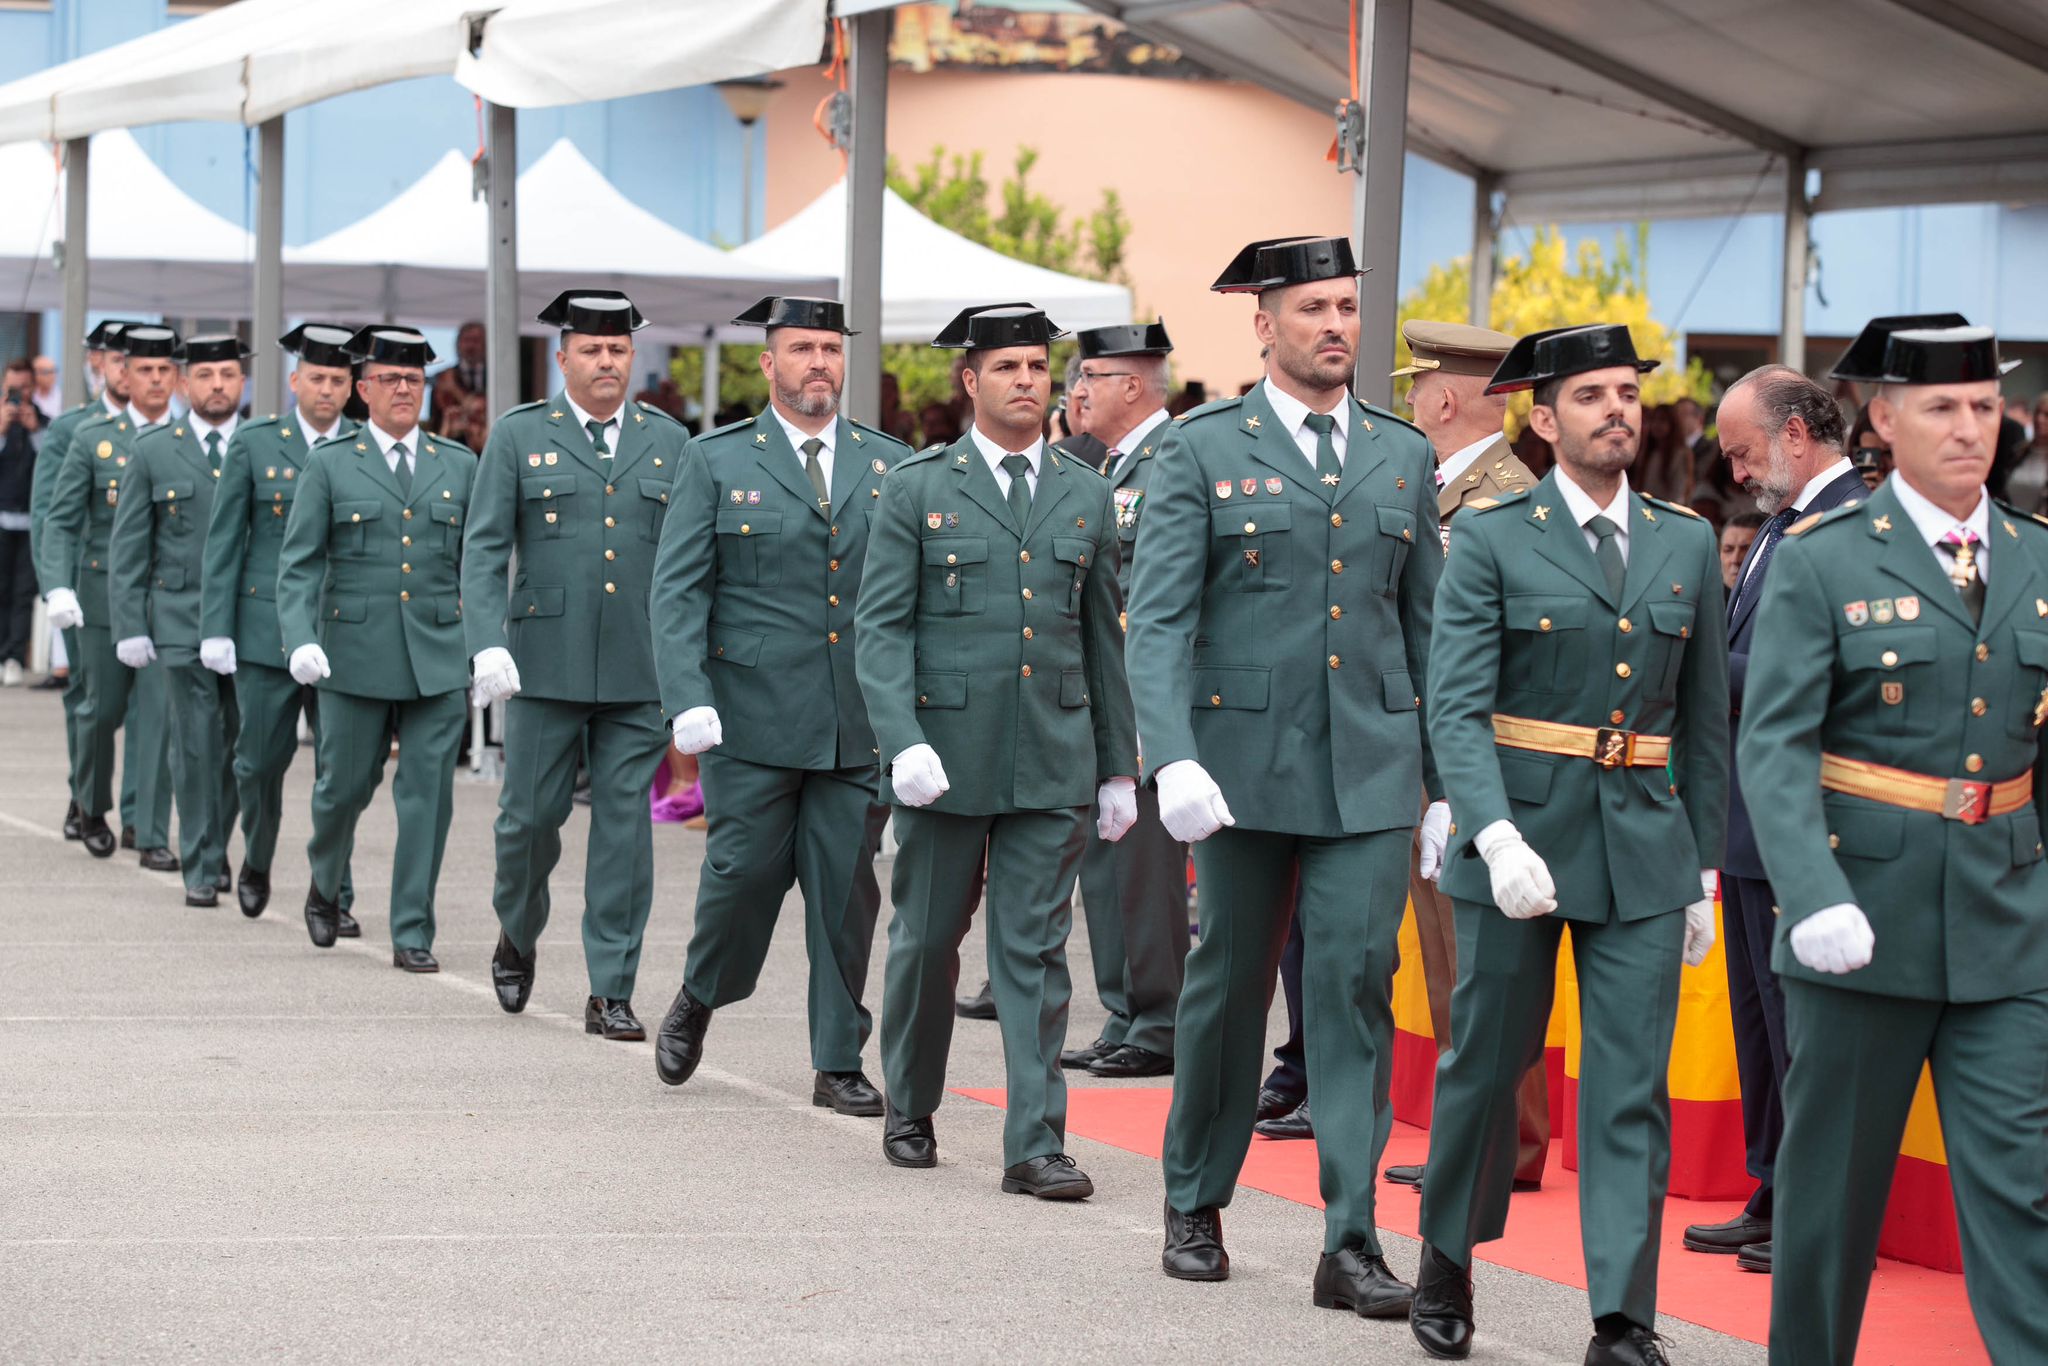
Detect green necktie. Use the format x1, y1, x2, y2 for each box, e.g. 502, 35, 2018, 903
1587, 514, 1625, 600
802, 437, 830, 515
1304, 411, 1341, 489
585, 417, 612, 457
392, 441, 413, 496
1001, 453, 1033, 531
204, 430, 222, 474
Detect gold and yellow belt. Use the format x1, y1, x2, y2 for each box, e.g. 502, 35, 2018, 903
1490, 714, 1670, 769
1818, 753, 2032, 826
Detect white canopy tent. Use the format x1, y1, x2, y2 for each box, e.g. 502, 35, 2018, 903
724, 179, 1132, 343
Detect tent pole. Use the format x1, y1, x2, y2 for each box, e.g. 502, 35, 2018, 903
701, 334, 720, 434
61, 137, 89, 408
1779, 153, 1809, 374
843, 7, 890, 426
1469, 171, 1497, 328
253, 117, 286, 416
485, 100, 519, 419
1349, 0, 1412, 409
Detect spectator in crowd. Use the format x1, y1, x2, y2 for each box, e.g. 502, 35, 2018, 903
1634, 402, 1694, 504
429, 320, 487, 438
633, 374, 688, 423
1675, 395, 1717, 467
2007, 396, 2034, 442
916, 400, 960, 448
31, 354, 62, 422
1169, 379, 1209, 414
1718, 510, 1765, 592
877, 371, 918, 445
1846, 409, 1892, 493
0, 357, 43, 685
1989, 398, 2030, 502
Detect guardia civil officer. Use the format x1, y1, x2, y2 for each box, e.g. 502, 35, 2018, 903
276, 327, 477, 970
855, 303, 1138, 1196
1125, 237, 1439, 1315
464, 291, 689, 1039
1412, 324, 1728, 1366
1742, 319, 2048, 1365
651, 296, 911, 1110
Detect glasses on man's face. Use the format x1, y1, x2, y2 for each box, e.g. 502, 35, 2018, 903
362, 373, 424, 393
1073, 370, 1136, 389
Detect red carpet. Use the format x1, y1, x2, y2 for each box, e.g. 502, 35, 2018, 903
954, 1085, 1987, 1363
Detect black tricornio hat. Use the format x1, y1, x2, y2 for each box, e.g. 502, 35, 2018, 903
280, 323, 357, 369
115, 325, 181, 360
1485, 324, 1659, 396
931, 303, 1067, 350
730, 295, 856, 335
538, 290, 648, 336
85, 319, 142, 350
1871, 326, 2021, 386
1827, 313, 1971, 383
344, 326, 436, 368
1075, 319, 1173, 359
174, 334, 253, 367
1210, 236, 1364, 294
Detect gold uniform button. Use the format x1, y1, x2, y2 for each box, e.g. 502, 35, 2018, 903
401, 563, 411, 573
946, 553, 957, 565
399, 590, 410, 602
604, 582, 616, 594
1402, 528, 1412, 542
605, 484, 616, 495
350, 513, 361, 523
1021, 664, 1033, 678
1966, 753, 1984, 773
1022, 627, 1034, 640
1977, 643, 1990, 662
542, 487, 552, 498
1210, 694, 1223, 707
917, 694, 928, 704
1021, 588, 1033, 600
1328, 654, 1341, 669
401, 535, 412, 547
830, 526, 839, 537
1329, 605, 1342, 620
604, 516, 616, 529
740, 524, 751, 535
828, 631, 840, 644
1330, 514, 1342, 527
1972, 697, 1988, 716
1618, 617, 1633, 633
604, 549, 616, 561
1244, 521, 1256, 534
1881, 650, 1899, 667
1330, 559, 1344, 574
526, 605, 536, 615
1019, 550, 1031, 563
1539, 617, 1552, 632
1610, 709, 1625, 724
1615, 662, 1632, 679
1828, 833, 1841, 850
829, 559, 840, 571
402, 509, 412, 520
828, 595, 840, 607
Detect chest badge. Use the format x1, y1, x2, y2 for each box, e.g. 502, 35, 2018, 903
947, 513, 960, 528
1895, 596, 1920, 621
747, 490, 761, 505
2034, 686, 2048, 729
1240, 478, 1257, 497
528, 454, 542, 467
283, 468, 293, 479
266, 467, 277, 479
1882, 682, 1904, 706
1244, 416, 1260, 432
544, 452, 558, 466
1214, 481, 1232, 500
1843, 600, 1869, 626
872, 458, 887, 474
96, 441, 112, 458
1531, 505, 1550, 522
1265, 478, 1283, 496
927, 513, 943, 529
755, 432, 769, 444
1871, 599, 1895, 625
730, 489, 744, 504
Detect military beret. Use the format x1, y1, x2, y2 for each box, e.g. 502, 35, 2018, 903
1393, 319, 1515, 379
730, 295, 856, 335
345, 326, 436, 368
115, 325, 181, 360
175, 334, 253, 367
1211, 236, 1364, 294
931, 303, 1066, 350
279, 323, 357, 369
1486, 324, 1658, 396
539, 289, 647, 336
1075, 319, 1172, 358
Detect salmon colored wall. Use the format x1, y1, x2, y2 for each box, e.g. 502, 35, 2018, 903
758, 66, 1357, 395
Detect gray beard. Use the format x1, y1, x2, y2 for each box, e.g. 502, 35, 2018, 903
776, 378, 839, 420
1746, 440, 1798, 514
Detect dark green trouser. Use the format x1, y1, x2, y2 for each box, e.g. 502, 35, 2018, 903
493, 695, 669, 1001
883, 806, 1086, 1167
1164, 825, 1409, 1253
71, 624, 172, 844
164, 660, 240, 892
233, 661, 357, 908
306, 688, 465, 950
1074, 785, 1188, 1056
1772, 981, 2048, 1366
1420, 902, 1683, 1328
682, 750, 888, 1070
58, 624, 85, 809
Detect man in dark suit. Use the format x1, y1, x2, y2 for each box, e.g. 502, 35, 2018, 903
1682, 361, 1866, 1274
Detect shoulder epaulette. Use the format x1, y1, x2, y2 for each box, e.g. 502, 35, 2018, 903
1786, 500, 1863, 537
701, 414, 756, 441
238, 415, 283, 435
1467, 488, 1530, 514
1176, 395, 1244, 424
1360, 401, 1425, 439
1049, 443, 1106, 479
1644, 495, 1703, 520
503, 398, 551, 418
424, 435, 476, 457
635, 401, 685, 430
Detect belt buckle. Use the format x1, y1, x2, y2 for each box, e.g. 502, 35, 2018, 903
1593, 727, 1635, 770
1942, 779, 1991, 825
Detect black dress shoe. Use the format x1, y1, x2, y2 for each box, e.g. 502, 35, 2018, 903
236, 864, 270, 918
1256, 1085, 1303, 1123
120, 824, 136, 850
1410, 1241, 1475, 1360
1385, 1162, 1425, 1187
1585, 1325, 1670, 1365
213, 869, 231, 893
1255, 1099, 1313, 1140
1059, 1036, 1116, 1069
491, 933, 535, 1013
137, 846, 180, 873
1313, 1245, 1414, 1318
1001, 1153, 1093, 1200
954, 979, 997, 1020
335, 909, 360, 938
585, 996, 644, 1040
813, 1070, 885, 1117
392, 946, 440, 973
1736, 1238, 1772, 1273
1088, 1043, 1173, 1078
80, 815, 116, 859
303, 884, 340, 948
654, 984, 712, 1086
883, 1099, 937, 1168
184, 884, 219, 908
1682, 1212, 1770, 1253
1162, 1202, 1229, 1281
63, 801, 82, 841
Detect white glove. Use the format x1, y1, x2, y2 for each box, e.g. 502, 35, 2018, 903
470, 646, 522, 708
1156, 759, 1235, 844
44, 586, 83, 630
200, 637, 237, 675
1096, 776, 1137, 842
1418, 800, 1452, 883
1475, 820, 1558, 919
671, 705, 722, 756
891, 743, 950, 808
1789, 903, 1875, 975
288, 643, 331, 686
114, 635, 156, 669
1683, 871, 1717, 967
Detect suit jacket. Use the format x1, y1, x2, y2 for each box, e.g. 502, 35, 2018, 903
853, 430, 1137, 813
1102, 414, 1171, 605
1430, 471, 1730, 921
39, 409, 154, 629
1438, 435, 1535, 527
1722, 465, 1868, 878
1739, 481, 2048, 1002
275, 430, 477, 701
649, 407, 912, 768
1125, 385, 1441, 837
108, 420, 229, 660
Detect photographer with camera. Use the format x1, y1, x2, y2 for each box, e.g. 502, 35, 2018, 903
0, 356, 43, 685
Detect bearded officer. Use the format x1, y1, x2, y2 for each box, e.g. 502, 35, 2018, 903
855, 303, 1137, 1196
108, 335, 252, 907
1741, 320, 2048, 1365
464, 290, 688, 1039
650, 296, 910, 1111
276, 327, 476, 970
1412, 324, 1727, 1366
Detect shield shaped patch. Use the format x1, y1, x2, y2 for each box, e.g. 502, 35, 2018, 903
1843, 600, 1868, 626
927, 513, 943, 529
1265, 478, 1284, 495
1214, 481, 1232, 500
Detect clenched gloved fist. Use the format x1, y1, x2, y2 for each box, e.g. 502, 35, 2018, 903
1096, 777, 1137, 842
44, 587, 84, 631
1418, 800, 1452, 883
199, 637, 237, 675
114, 636, 157, 669
470, 647, 522, 708
671, 706, 722, 756
1683, 870, 1717, 966
288, 643, 331, 686
1156, 760, 1233, 844
1475, 820, 1557, 919
1788, 903, 1874, 975
891, 743, 950, 808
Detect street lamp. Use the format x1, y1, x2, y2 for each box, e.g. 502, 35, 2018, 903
715, 76, 783, 242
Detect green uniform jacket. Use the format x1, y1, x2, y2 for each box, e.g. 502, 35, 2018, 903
107, 420, 228, 660
29, 399, 116, 589
40, 409, 152, 626
651, 408, 913, 768
1738, 482, 2048, 1001
201, 415, 358, 668
1428, 473, 1730, 921
275, 430, 478, 701
854, 432, 1137, 813
1125, 387, 1442, 837
463, 395, 690, 704
1104, 426, 1166, 605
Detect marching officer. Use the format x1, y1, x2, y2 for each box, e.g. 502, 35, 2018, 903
1742, 319, 2048, 1365
108, 335, 251, 907
1126, 237, 1441, 1311
1057, 319, 1188, 1080
651, 296, 910, 1109
1412, 324, 1727, 1366
463, 290, 689, 1039
855, 303, 1138, 1197
199, 323, 362, 920
276, 326, 477, 971
39, 324, 180, 868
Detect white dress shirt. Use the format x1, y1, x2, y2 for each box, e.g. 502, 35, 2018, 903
971, 424, 1042, 497
293, 408, 340, 447
567, 394, 628, 461
368, 421, 424, 476
187, 411, 239, 450
1552, 465, 1634, 566
126, 403, 168, 431
1436, 431, 1501, 490
770, 404, 836, 489
1105, 408, 1170, 479
1892, 475, 1992, 586
1262, 378, 1347, 470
